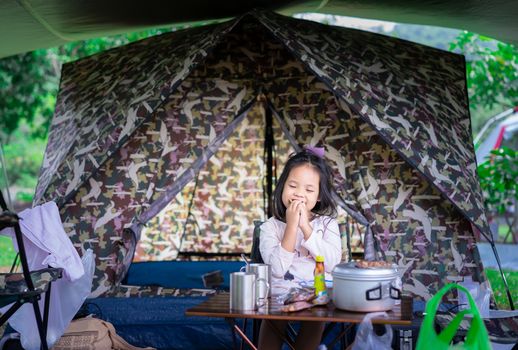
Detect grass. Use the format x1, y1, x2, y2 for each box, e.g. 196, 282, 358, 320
498, 224, 509, 237
497, 224, 515, 243
0, 235, 16, 271
485, 268, 518, 310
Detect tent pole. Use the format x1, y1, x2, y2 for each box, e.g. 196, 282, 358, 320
0, 144, 13, 210
478, 227, 515, 310
489, 240, 515, 310
262, 94, 274, 218
177, 171, 201, 255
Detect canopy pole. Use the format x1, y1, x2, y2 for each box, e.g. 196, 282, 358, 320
477, 225, 515, 310
490, 240, 515, 310
177, 170, 201, 256
261, 93, 274, 218
0, 144, 12, 210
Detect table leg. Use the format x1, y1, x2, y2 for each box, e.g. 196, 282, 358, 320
229, 318, 238, 349
241, 319, 247, 350
225, 318, 257, 350
252, 319, 261, 345
326, 323, 354, 350
286, 323, 297, 344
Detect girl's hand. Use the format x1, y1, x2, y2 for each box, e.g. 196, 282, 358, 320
298, 203, 313, 239
285, 199, 301, 228
282, 200, 301, 252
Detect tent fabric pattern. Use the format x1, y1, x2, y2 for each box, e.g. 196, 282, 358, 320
257, 12, 490, 235
264, 76, 486, 298
34, 20, 238, 207
58, 75, 257, 296
136, 103, 293, 261
38, 11, 490, 299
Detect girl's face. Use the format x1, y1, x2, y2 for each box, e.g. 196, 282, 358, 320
282, 164, 320, 215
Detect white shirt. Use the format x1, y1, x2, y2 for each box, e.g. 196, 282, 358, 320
259, 216, 341, 293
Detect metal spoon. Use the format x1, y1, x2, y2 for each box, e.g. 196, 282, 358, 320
240, 253, 250, 266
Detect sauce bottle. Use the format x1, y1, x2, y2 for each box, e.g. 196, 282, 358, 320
314, 255, 327, 297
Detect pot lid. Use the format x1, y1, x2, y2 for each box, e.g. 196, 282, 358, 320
332, 261, 398, 279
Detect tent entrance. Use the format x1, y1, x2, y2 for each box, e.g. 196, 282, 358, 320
133, 96, 368, 263
133, 100, 293, 262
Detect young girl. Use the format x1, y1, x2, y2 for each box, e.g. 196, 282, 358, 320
258, 148, 341, 350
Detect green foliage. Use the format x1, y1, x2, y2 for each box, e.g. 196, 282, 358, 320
0, 132, 46, 202
0, 51, 59, 143
15, 191, 35, 203
450, 32, 518, 133
53, 27, 172, 64
2, 134, 45, 186
477, 147, 518, 215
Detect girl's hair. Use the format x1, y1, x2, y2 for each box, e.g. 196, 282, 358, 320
272, 149, 337, 221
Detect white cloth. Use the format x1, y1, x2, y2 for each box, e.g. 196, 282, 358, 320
0, 201, 87, 350
259, 216, 341, 294
4, 201, 84, 281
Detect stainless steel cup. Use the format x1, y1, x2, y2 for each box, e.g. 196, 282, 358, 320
229, 272, 268, 311
241, 263, 271, 299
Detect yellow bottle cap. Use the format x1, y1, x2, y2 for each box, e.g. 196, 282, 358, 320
315, 255, 324, 262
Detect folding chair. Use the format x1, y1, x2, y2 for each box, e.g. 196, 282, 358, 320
0, 190, 62, 350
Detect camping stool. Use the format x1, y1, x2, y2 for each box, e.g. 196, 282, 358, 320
0, 190, 63, 350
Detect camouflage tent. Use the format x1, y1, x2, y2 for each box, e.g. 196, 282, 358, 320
36, 10, 490, 299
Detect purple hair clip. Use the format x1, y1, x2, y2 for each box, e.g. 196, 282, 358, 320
304, 145, 325, 159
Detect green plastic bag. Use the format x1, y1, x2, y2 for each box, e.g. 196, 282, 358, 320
416, 283, 491, 350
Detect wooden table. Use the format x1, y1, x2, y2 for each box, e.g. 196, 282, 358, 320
185, 293, 413, 349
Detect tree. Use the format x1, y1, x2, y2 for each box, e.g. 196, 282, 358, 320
0, 51, 59, 144
450, 32, 518, 133
478, 147, 518, 242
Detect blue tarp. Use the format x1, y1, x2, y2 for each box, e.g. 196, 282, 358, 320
92, 261, 246, 349
88, 296, 243, 350
94, 261, 357, 349
89, 296, 357, 350
124, 261, 246, 289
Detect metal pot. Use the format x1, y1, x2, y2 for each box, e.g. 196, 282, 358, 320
332, 261, 400, 312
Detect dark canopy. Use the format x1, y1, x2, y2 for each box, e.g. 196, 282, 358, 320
1, 0, 517, 58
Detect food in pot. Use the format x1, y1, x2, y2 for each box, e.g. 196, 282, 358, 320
355, 260, 393, 268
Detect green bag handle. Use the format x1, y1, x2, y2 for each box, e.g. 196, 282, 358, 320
416, 283, 491, 350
